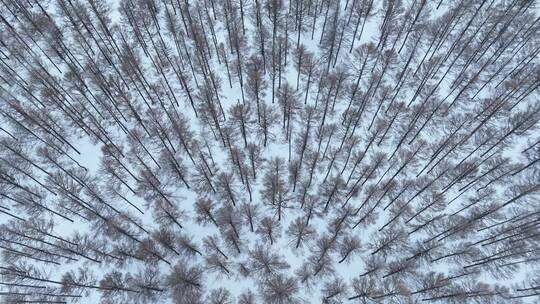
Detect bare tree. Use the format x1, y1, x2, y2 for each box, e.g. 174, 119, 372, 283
255, 216, 282, 245
259, 274, 302, 304
249, 244, 290, 276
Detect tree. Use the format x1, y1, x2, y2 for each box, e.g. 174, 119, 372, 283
369, 227, 407, 257
286, 216, 315, 250
246, 142, 265, 180
249, 244, 290, 276
177, 233, 203, 257
167, 262, 204, 303
238, 289, 257, 304
206, 288, 234, 304
203, 235, 229, 260
216, 206, 242, 239
259, 274, 302, 304
245, 54, 268, 123
205, 254, 232, 277
228, 102, 254, 147
298, 48, 319, 104
321, 277, 348, 303
240, 201, 261, 232
256, 102, 279, 147
260, 157, 290, 221
256, 216, 282, 245
319, 1, 342, 72
337, 234, 361, 264
277, 82, 301, 158
215, 171, 239, 206
195, 197, 219, 227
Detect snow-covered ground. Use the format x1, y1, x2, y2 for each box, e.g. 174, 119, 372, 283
0, 0, 539, 303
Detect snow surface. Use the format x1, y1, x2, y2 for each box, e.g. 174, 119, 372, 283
0, 0, 539, 303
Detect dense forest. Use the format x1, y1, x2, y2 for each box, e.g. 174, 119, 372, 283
0, 0, 539, 303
